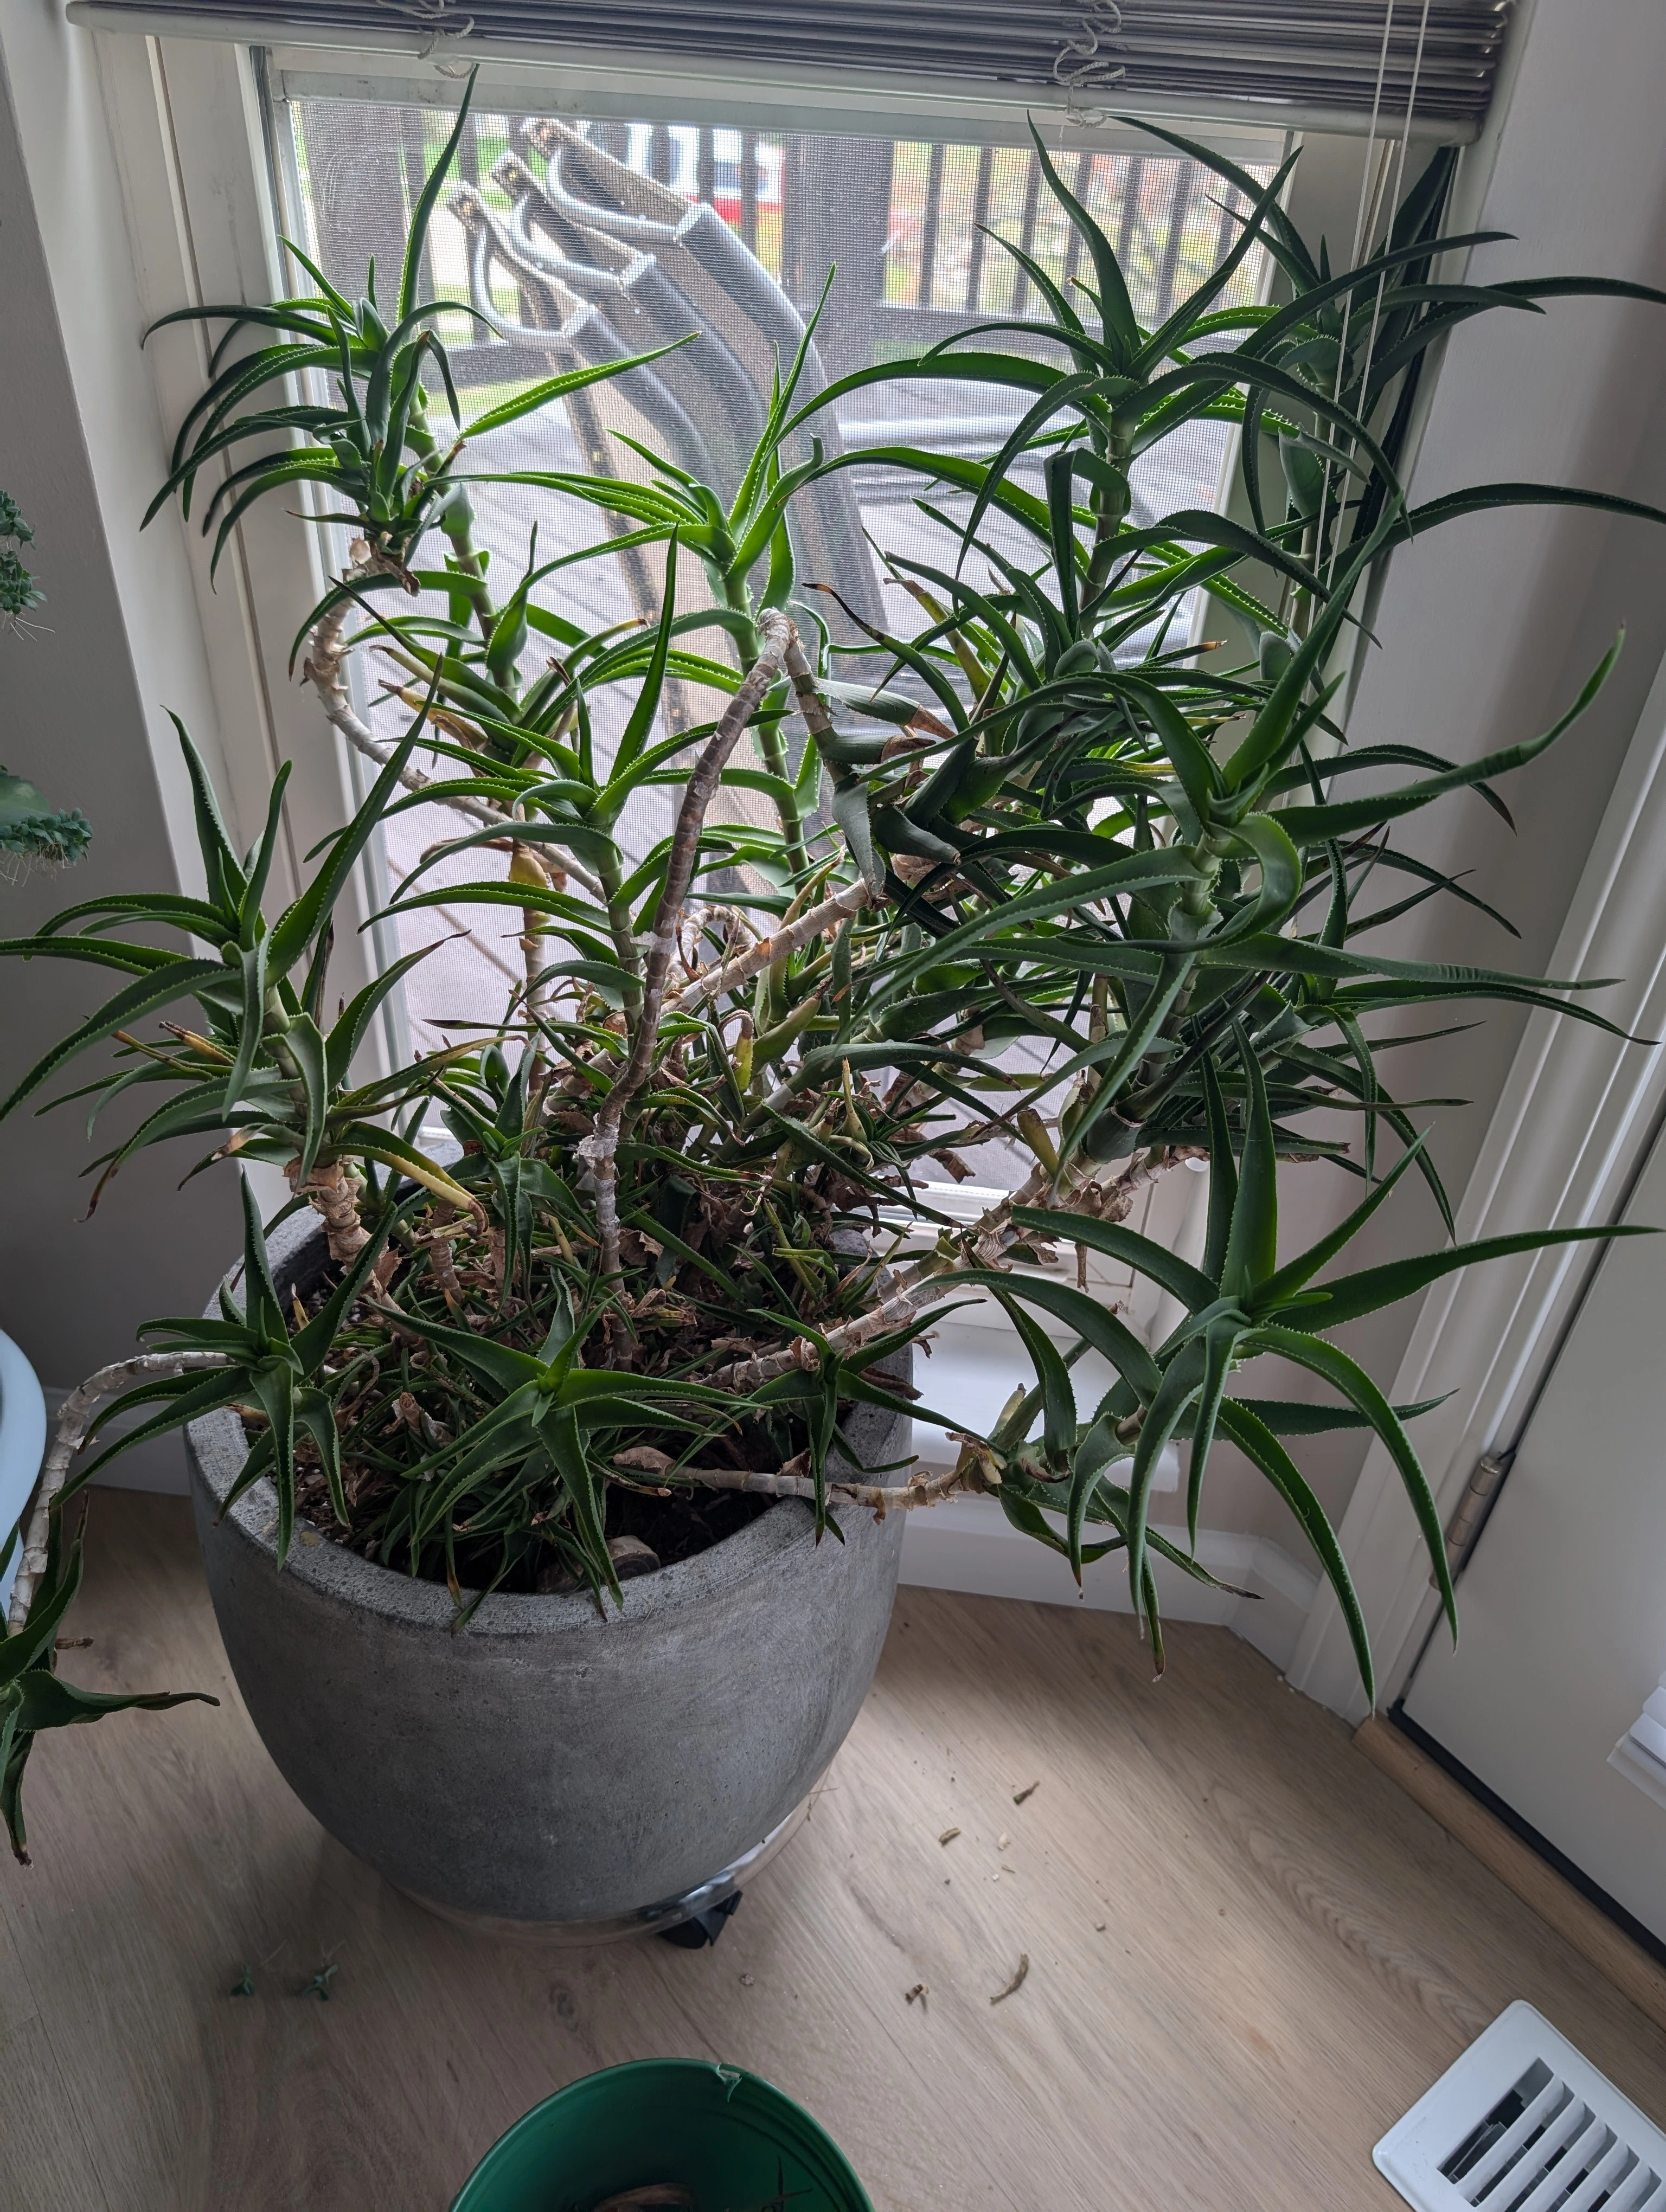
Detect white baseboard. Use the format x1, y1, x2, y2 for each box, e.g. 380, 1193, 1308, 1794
899, 1493, 1319, 1673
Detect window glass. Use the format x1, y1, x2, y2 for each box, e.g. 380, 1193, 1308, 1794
276, 94, 1273, 1072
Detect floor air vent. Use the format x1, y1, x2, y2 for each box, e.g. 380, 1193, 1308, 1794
1375, 2001, 1666, 2212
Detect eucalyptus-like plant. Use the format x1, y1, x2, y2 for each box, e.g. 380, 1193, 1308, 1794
0, 488, 91, 877
3, 88, 1661, 1862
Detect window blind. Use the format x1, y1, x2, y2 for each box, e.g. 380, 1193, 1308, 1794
71, 0, 1516, 139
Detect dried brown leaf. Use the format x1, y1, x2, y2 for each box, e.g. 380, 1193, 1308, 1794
990, 1953, 1030, 2005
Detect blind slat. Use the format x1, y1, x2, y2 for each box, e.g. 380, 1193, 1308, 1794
78, 0, 1516, 132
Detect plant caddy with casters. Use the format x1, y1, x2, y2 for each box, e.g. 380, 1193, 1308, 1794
0, 79, 1659, 1927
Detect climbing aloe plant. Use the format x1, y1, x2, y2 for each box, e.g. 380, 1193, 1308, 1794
2, 84, 1663, 1863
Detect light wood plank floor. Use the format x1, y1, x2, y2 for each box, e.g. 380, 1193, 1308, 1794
6, 1493, 1665, 2210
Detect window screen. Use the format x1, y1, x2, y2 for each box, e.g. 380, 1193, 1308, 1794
274, 92, 1274, 1058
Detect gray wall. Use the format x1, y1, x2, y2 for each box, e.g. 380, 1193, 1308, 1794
0, 17, 238, 1458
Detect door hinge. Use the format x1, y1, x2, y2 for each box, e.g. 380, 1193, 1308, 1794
1432, 1450, 1513, 1588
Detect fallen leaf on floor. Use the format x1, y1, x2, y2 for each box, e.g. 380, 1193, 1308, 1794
938, 1827, 960, 1846
1012, 1781, 1040, 1805
54, 1636, 92, 1650
905, 1983, 928, 2008
229, 1966, 255, 1997
997, 1832, 1011, 1850
990, 1954, 1030, 2005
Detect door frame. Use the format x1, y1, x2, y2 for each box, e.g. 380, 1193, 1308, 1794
1290, 642, 1666, 1721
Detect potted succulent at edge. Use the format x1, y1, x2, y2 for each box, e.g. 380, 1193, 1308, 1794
0, 81, 1659, 1929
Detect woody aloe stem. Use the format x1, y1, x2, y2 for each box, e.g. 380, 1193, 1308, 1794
579, 610, 795, 1279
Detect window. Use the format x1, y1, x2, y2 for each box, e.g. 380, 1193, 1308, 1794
84, 29, 1445, 1416
268, 79, 1277, 1063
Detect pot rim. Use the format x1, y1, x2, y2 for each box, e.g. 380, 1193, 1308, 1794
187, 1210, 901, 1642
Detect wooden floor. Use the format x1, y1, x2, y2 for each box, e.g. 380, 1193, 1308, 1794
7, 1495, 1666, 2212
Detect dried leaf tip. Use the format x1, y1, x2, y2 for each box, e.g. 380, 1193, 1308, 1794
990, 1954, 1030, 2005
1012, 1780, 1039, 1805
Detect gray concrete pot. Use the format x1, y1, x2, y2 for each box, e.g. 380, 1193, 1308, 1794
185, 1214, 908, 1937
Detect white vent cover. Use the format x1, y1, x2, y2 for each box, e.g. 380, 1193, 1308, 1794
1375, 2001, 1666, 2212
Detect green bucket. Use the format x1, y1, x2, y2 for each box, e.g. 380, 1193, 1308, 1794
450, 2059, 875, 2212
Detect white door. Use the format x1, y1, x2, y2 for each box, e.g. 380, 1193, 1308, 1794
1399, 1117, 1666, 1947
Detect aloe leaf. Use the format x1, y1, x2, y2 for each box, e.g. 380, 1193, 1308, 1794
1010, 1208, 1215, 1314
1196, 1055, 1237, 1284
1113, 115, 1316, 284
985, 1284, 1077, 1468
1221, 508, 1400, 795
266, 711, 425, 974
612, 537, 678, 779
1027, 120, 1139, 366
172, 715, 247, 914
1217, 813, 1303, 942
0, 959, 227, 1121
1276, 637, 1622, 843
1131, 148, 1300, 375
1254, 1136, 1428, 1312
398, 67, 477, 325
1245, 1323, 1457, 1644
65, 1371, 265, 1491
235, 1172, 285, 1345
331, 1122, 478, 1214
220, 937, 268, 1119
282, 1013, 329, 1181
1281, 1223, 1654, 1336
1067, 1415, 1126, 1585
1216, 1399, 1374, 1701
1125, 1337, 1207, 1610
1221, 1036, 1278, 1300
324, 946, 439, 1091
1120, 678, 1222, 822
943, 1269, 1162, 1400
